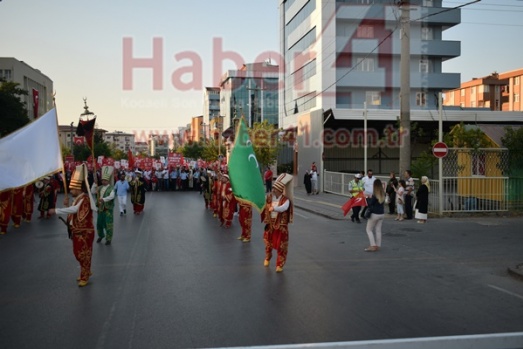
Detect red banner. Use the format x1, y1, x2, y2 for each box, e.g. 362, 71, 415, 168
32, 89, 39, 119
168, 152, 182, 167
144, 158, 153, 170
102, 157, 115, 166
64, 155, 75, 172
73, 136, 85, 146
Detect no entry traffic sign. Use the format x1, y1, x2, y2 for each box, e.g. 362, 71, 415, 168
433, 141, 448, 158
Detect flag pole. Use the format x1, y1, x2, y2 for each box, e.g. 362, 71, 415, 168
53, 92, 69, 204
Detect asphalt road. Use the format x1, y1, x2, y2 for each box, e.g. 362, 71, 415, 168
1, 191, 522, 349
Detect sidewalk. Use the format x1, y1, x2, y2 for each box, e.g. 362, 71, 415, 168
292, 188, 523, 280
293, 189, 349, 220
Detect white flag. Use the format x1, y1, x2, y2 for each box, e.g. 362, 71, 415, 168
0, 109, 63, 191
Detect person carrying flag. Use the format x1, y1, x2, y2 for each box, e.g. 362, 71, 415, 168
261, 173, 293, 273
49, 164, 97, 287
348, 173, 365, 223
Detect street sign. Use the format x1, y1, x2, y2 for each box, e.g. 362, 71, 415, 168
433, 141, 448, 158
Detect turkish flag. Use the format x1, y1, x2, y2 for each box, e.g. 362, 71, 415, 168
73, 136, 85, 145
32, 89, 39, 119
341, 192, 367, 217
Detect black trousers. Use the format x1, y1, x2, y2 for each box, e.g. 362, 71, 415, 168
405, 194, 413, 219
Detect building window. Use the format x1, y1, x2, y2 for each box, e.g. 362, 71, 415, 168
356, 57, 375, 72
423, 0, 434, 7
515, 94, 520, 103
421, 27, 433, 40
515, 76, 520, 85
471, 101, 476, 107
471, 86, 476, 95
357, 25, 374, 38
472, 152, 486, 176
461, 89, 465, 97
366, 91, 381, 106
416, 92, 426, 107
419, 59, 429, 73
1, 69, 12, 80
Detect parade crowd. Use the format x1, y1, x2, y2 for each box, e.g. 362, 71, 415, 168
1, 161, 431, 288
1, 162, 294, 287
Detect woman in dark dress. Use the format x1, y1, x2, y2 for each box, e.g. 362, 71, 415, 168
303, 170, 312, 195
415, 176, 430, 224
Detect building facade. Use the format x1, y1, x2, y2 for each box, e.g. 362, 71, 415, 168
443, 69, 523, 112
203, 87, 221, 129
499, 69, 523, 112
279, 0, 461, 127
104, 131, 136, 153
219, 62, 280, 131
0, 57, 54, 120
277, 0, 523, 187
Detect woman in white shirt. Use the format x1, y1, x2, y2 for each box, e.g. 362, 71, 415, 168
394, 179, 406, 221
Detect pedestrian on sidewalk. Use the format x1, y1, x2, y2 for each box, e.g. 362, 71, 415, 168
386, 171, 398, 214
360, 169, 376, 219
264, 166, 273, 193
404, 170, 415, 219
311, 168, 319, 195
415, 176, 430, 224
348, 173, 364, 223
394, 179, 406, 221
303, 170, 312, 195
364, 179, 385, 252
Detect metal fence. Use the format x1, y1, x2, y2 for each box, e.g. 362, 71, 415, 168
323, 148, 522, 214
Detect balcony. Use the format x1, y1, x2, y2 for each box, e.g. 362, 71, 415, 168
336, 39, 460, 60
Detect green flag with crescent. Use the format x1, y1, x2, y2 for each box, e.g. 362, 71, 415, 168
228, 118, 266, 212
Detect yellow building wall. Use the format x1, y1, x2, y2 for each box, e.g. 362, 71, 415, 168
456, 151, 505, 202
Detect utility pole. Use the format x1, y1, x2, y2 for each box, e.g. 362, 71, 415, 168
399, 1, 412, 175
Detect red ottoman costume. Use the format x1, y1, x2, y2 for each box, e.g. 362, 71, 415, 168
261, 174, 293, 272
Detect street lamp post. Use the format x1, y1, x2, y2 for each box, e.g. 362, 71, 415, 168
70, 122, 74, 151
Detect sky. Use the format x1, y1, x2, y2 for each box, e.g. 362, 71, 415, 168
1, 0, 522, 140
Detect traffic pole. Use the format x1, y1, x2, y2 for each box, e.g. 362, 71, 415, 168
438, 92, 443, 216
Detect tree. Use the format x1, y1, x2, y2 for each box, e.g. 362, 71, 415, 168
201, 140, 226, 162
72, 129, 111, 161
180, 141, 204, 160
250, 120, 281, 168
445, 122, 492, 150
0, 79, 30, 137
502, 126, 523, 175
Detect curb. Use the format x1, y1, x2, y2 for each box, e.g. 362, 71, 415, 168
293, 203, 344, 221
507, 263, 523, 281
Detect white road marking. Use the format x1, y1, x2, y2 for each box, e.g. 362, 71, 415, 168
293, 211, 309, 219
488, 284, 523, 301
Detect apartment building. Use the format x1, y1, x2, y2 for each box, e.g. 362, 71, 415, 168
278, 0, 523, 180
0, 57, 54, 120
443, 69, 523, 112
499, 68, 523, 112
219, 62, 280, 131
104, 131, 136, 153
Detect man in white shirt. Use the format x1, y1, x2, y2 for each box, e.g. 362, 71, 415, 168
360, 169, 376, 219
